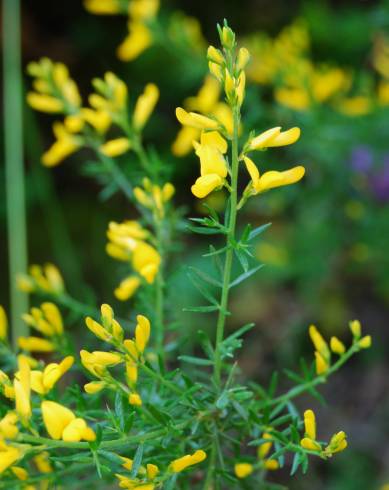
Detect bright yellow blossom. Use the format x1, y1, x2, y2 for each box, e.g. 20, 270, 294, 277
26, 93, 64, 113
134, 178, 175, 218
0, 444, 20, 474
135, 315, 151, 353
248, 126, 301, 151
117, 22, 152, 61
176, 107, 219, 131
14, 356, 32, 422
359, 335, 372, 349
243, 156, 305, 195
30, 356, 74, 395
133, 83, 159, 130
0, 412, 19, 439
41, 401, 95, 442
330, 336, 346, 355
18, 263, 64, 295
169, 449, 207, 473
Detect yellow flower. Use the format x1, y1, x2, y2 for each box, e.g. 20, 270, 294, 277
115, 276, 142, 301
41, 401, 95, 442
303, 410, 316, 440
146, 463, 159, 480
81, 108, 111, 133
338, 96, 371, 116
26, 93, 64, 113
264, 459, 279, 470
129, 393, 142, 406
30, 356, 74, 395
91, 71, 128, 114
14, 356, 31, 422
0, 444, 20, 474
207, 45, 224, 65
0, 412, 19, 439
324, 431, 347, 455
11, 466, 28, 480
172, 126, 200, 157
84, 380, 106, 394
330, 336, 346, 355
358, 335, 371, 349
80, 350, 122, 377
274, 87, 310, 111
243, 156, 305, 195
237, 47, 250, 71
349, 320, 361, 338
129, 0, 159, 21
133, 83, 159, 131
33, 452, 53, 473
248, 126, 301, 151
85, 316, 111, 342
300, 437, 322, 451
309, 325, 330, 362
0, 306, 7, 341
135, 315, 151, 353
84, 0, 123, 15
99, 137, 131, 157
257, 432, 273, 459
134, 178, 175, 218
191, 131, 228, 199
117, 22, 152, 61
234, 463, 253, 479
176, 107, 219, 130
19, 263, 65, 294
169, 449, 207, 473
314, 351, 329, 375
18, 337, 54, 352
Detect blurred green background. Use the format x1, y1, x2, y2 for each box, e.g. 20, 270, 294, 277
2, 0, 389, 488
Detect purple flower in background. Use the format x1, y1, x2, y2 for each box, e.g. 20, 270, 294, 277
371, 155, 389, 202
350, 146, 374, 173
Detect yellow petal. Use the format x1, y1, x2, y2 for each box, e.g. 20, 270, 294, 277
255, 166, 305, 193
234, 463, 253, 479
191, 174, 224, 198
41, 401, 75, 440
99, 138, 131, 157
133, 83, 159, 130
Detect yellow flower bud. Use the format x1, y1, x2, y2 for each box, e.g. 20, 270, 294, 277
209, 61, 223, 81
99, 138, 131, 157
85, 317, 111, 342
0, 412, 19, 439
146, 463, 159, 480
325, 431, 348, 454
135, 315, 151, 353
236, 47, 250, 72
349, 320, 361, 338
224, 69, 235, 99
117, 22, 152, 62
207, 45, 224, 65
234, 463, 253, 479
169, 450, 207, 473
84, 0, 122, 15
64, 114, 84, 133
133, 83, 159, 131
358, 335, 371, 349
236, 71, 246, 106
330, 336, 346, 355
257, 432, 272, 459
0, 445, 20, 474
315, 351, 329, 375
309, 325, 330, 361
41, 302, 63, 335
264, 459, 279, 470
81, 108, 111, 134
18, 337, 54, 352
26, 93, 64, 113
11, 466, 28, 480
84, 381, 106, 394
14, 356, 31, 421
114, 276, 141, 301
220, 26, 235, 49
33, 452, 52, 473
303, 410, 316, 440
129, 393, 142, 406
300, 437, 321, 451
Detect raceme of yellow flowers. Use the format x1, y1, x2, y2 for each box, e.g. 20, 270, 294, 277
175, 43, 305, 201
27, 60, 159, 167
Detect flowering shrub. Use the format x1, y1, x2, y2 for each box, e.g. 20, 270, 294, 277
0, 15, 373, 490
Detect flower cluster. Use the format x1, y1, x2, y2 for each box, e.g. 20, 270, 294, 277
17, 263, 65, 296
27, 60, 159, 167
234, 431, 279, 479
309, 320, 371, 376
106, 220, 161, 301
83, 304, 151, 405
84, 0, 160, 62
300, 409, 347, 457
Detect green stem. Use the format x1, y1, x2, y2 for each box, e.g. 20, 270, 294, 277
213, 104, 240, 389
153, 214, 165, 363
265, 344, 359, 408
3, 0, 29, 346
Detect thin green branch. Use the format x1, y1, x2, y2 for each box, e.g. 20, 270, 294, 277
3, 0, 29, 347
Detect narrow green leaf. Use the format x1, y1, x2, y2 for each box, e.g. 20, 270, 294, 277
183, 305, 219, 313
188, 266, 223, 287
229, 264, 264, 288
248, 222, 272, 240
178, 355, 214, 366
130, 444, 144, 478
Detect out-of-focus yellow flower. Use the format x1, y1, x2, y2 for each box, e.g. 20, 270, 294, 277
26, 93, 64, 113
135, 315, 150, 353
117, 21, 152, 61
243, 156, 305, 196
41, 401, 95, 442
275, 87, 310, 111
84, 0, 125, 15
330, 336, 346, 355
359, 335, 372, 349
99, 137, 131, 157
115, 276, 142, 301
234, 463, 253, 479
0, 371, 15, 399
373, 35, 389, 79
349, 319, 361, 338
0, 412, 19, 440
0, 306, 7, 341
30, 356, 74, 395
18, 263, 65, 295
338, 96, 371, 116
42, 121, 82, 166
14, 356, 32, 422
107, 220, 161, 299
34, 451, 53, 474
0, 443, 20, 474
115, 474, 154, 490
324, 431, 348, 456
81, 108, 111, 133
133, 83, 159, 131
169, 450, 207, 473
134, 178, 175, 218
378, 80, 389, 105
